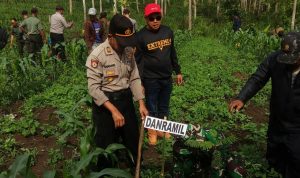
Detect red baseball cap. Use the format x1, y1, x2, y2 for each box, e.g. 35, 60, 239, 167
144, 3, 161, 17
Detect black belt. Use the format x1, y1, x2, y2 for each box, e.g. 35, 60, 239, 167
104, 88, 131, 100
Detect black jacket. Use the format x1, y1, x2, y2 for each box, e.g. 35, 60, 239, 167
135, 25, 181, 79
237, 51, 300, 133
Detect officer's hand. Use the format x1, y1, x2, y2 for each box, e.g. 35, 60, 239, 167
112, 110, 125, 128
229, 100, 244, 113
176, 74, 183, 85
139, 100, 148, 120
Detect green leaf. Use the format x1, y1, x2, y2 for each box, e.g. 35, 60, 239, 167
87, 168, 133, 178
73, 148, 105, 175
105, 143, 126, 153
43, 170, 56, 178
8, 154, 30, 178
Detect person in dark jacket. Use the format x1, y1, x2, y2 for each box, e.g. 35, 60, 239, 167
84, 8, 105, 54
135, 3, 183, 145
229, 32, 300, 178
10, 18, 25, 56
232, 15, 241, 32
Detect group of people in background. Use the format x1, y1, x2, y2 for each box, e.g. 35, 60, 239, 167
9, 6, 71, 60
8, 5, 138, 61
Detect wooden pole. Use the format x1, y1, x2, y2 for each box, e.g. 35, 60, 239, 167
135, 120, 145, 178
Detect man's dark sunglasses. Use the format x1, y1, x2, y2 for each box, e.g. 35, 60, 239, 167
148, 15, 162, 22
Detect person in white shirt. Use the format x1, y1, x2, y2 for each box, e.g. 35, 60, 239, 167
50, 5, 73, 60
122, 8, 138, 33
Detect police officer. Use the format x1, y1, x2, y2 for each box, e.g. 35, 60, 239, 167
86, 14, 148, 170
20, 7, 45, 58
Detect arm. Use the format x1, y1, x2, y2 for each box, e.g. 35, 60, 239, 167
19, 21, 26, 33
37, 20, 46, 43
170, 31, 183, 85
128, 48, 148, 119
229, 55, 272, 112
61, 16, 73, 28
236, 56, 272, 103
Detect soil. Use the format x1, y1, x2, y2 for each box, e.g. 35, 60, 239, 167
0, 100, 23, 119
1, 104, 77, 178
244, 102, 269, 124
34, 107, 58, 125
233, 71, 247, 80
14, 134, 57, 177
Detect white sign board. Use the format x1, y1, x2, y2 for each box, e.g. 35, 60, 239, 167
144, 116, 188, 136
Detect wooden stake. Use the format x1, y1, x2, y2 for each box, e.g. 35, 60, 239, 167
135, 119, 145, 178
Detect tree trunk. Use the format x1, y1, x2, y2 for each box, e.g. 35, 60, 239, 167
100, 0, 102, 13
193, 0, 197, 19
164, 0, 167, 15
136, 0, 139, 13
275, 0, 279, 14
216, 0, 220, 18
114, 0, 117, 14
83, 0, 86, 21
92, 0, 95, 8
188, 0, 192, 30
155, 0, 158, 4
160, 0, 164, 15
253, 0, 257, 12
291, 0, 297, 30
69, 0, 72, 15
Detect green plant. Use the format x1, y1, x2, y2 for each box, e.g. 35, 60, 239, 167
47, 148, 64, 168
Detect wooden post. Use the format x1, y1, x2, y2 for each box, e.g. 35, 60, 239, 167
135, 120, 145, 178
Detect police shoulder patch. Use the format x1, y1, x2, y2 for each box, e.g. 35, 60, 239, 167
91, 59, 99, 68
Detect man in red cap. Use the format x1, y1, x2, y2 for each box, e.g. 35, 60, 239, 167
135, 3, 183, 145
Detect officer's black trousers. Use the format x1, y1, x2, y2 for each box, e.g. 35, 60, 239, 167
267, 131, 300, 178
92, 89, 139, 170
50, 33, 65, 60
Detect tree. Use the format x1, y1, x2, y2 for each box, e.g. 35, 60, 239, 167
69, 0, 73, 15
291, 0, 297, 30
83, 0, 87, 21
100, 0, 102, 13
188, 0, 192, 30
